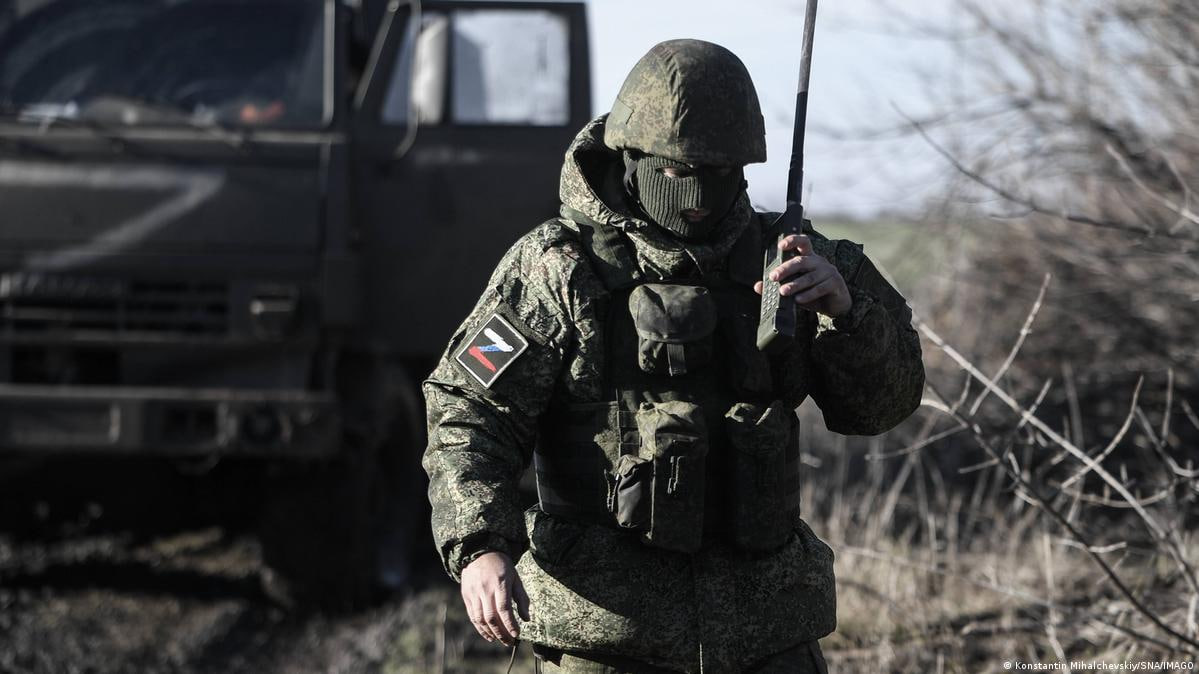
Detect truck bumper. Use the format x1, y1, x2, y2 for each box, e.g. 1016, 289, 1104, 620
0, 384, 339, 457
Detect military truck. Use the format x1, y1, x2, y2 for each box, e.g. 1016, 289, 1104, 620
0, 0, 591, 605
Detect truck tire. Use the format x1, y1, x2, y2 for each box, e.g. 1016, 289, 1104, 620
256, 353, 426, 610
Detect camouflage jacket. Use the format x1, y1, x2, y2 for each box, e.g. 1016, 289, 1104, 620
422, 116, 925, 671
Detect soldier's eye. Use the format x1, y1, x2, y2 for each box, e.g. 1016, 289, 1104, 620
659, 167, 694, 179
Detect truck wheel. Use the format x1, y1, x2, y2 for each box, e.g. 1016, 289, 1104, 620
257, 443, 378, 609
257, 355, 426, 610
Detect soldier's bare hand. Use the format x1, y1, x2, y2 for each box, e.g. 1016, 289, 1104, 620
460, 551, 530, 646
753, 234, 852, 318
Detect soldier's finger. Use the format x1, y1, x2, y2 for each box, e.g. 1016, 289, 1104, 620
513, 578, 531, 622
481, 597, 513, 645
780, 268, 832, 297
792, 277, 837, 307
494, 582, 521, 642
778, 234, 813, 255
770, 254, 820, 283
465, 594, 495, 642
753, 280, 764, 295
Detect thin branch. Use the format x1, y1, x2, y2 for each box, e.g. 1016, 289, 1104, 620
838, 541, 1185, 654
1161, 369, 1174, 452
1063, 362, 1085, 451
1016, 379, 1055, 433
1041, 532, 1070, 668
1132, 407, 1199, 480
1057, 539, 1129, 556
1182, 400, 1199, 433
919, 320, 1168, 540
896, 104, 1199, 241
919, 334, 1199, 650
1189, 594, 1198, 644
1049, 482, 1173, 509
1105, 143, 1199, 228
1060, 377, 1144, 490
959, 456, 1001, 475
969, 274, 1053, 416
868, 422, 970, 460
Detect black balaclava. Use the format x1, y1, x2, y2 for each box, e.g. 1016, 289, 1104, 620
623, 151, 744, 241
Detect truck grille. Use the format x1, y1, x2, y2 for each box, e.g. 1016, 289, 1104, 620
0, 273, 230, 337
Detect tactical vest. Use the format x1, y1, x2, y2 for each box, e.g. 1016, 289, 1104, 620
533, 214, 807, 553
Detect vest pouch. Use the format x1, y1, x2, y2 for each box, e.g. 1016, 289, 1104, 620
607, 454, 652, 529
634, 400, 708, 553
628, 284, 716, 376
725, 401, 793, 551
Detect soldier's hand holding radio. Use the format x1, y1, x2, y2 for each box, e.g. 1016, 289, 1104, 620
754, 233, 852, 319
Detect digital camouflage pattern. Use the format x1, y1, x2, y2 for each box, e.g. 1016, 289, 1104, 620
422, 114, 925, 672
629, 283, 716, 375
603, 39, 767, 167
539, 640, 830, 674
422, 217, 600, 578
516, 511, 835, 671
725, 400, 794, 552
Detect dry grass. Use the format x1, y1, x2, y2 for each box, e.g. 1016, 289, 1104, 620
382, 585, 526, 674
804, 453, 1198, 673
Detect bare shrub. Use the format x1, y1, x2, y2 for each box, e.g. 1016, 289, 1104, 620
908, 0, 1199, 403
804, 1, 1199, 669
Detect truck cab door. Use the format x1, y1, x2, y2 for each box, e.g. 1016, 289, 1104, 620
351, 1, 590, 357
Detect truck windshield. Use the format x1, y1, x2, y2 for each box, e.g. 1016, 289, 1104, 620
0, 0, 326, 128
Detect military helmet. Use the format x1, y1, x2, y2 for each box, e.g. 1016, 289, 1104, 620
604, 39, 767, 167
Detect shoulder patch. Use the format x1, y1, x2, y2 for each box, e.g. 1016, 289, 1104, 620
454, 313, 530, 388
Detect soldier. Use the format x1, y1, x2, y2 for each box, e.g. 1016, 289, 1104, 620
423, 39, 924, 673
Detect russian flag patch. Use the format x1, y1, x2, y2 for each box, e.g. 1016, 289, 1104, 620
455, 313, 530, 388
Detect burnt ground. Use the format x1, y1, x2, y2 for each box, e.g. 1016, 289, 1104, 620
0, 458, 527, 674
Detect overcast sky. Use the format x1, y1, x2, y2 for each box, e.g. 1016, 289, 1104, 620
587, 0, 961, 218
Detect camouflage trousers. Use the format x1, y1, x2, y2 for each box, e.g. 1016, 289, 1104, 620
533, 640, 828, 674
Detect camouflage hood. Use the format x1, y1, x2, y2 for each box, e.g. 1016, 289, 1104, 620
558, 115, 753, 280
